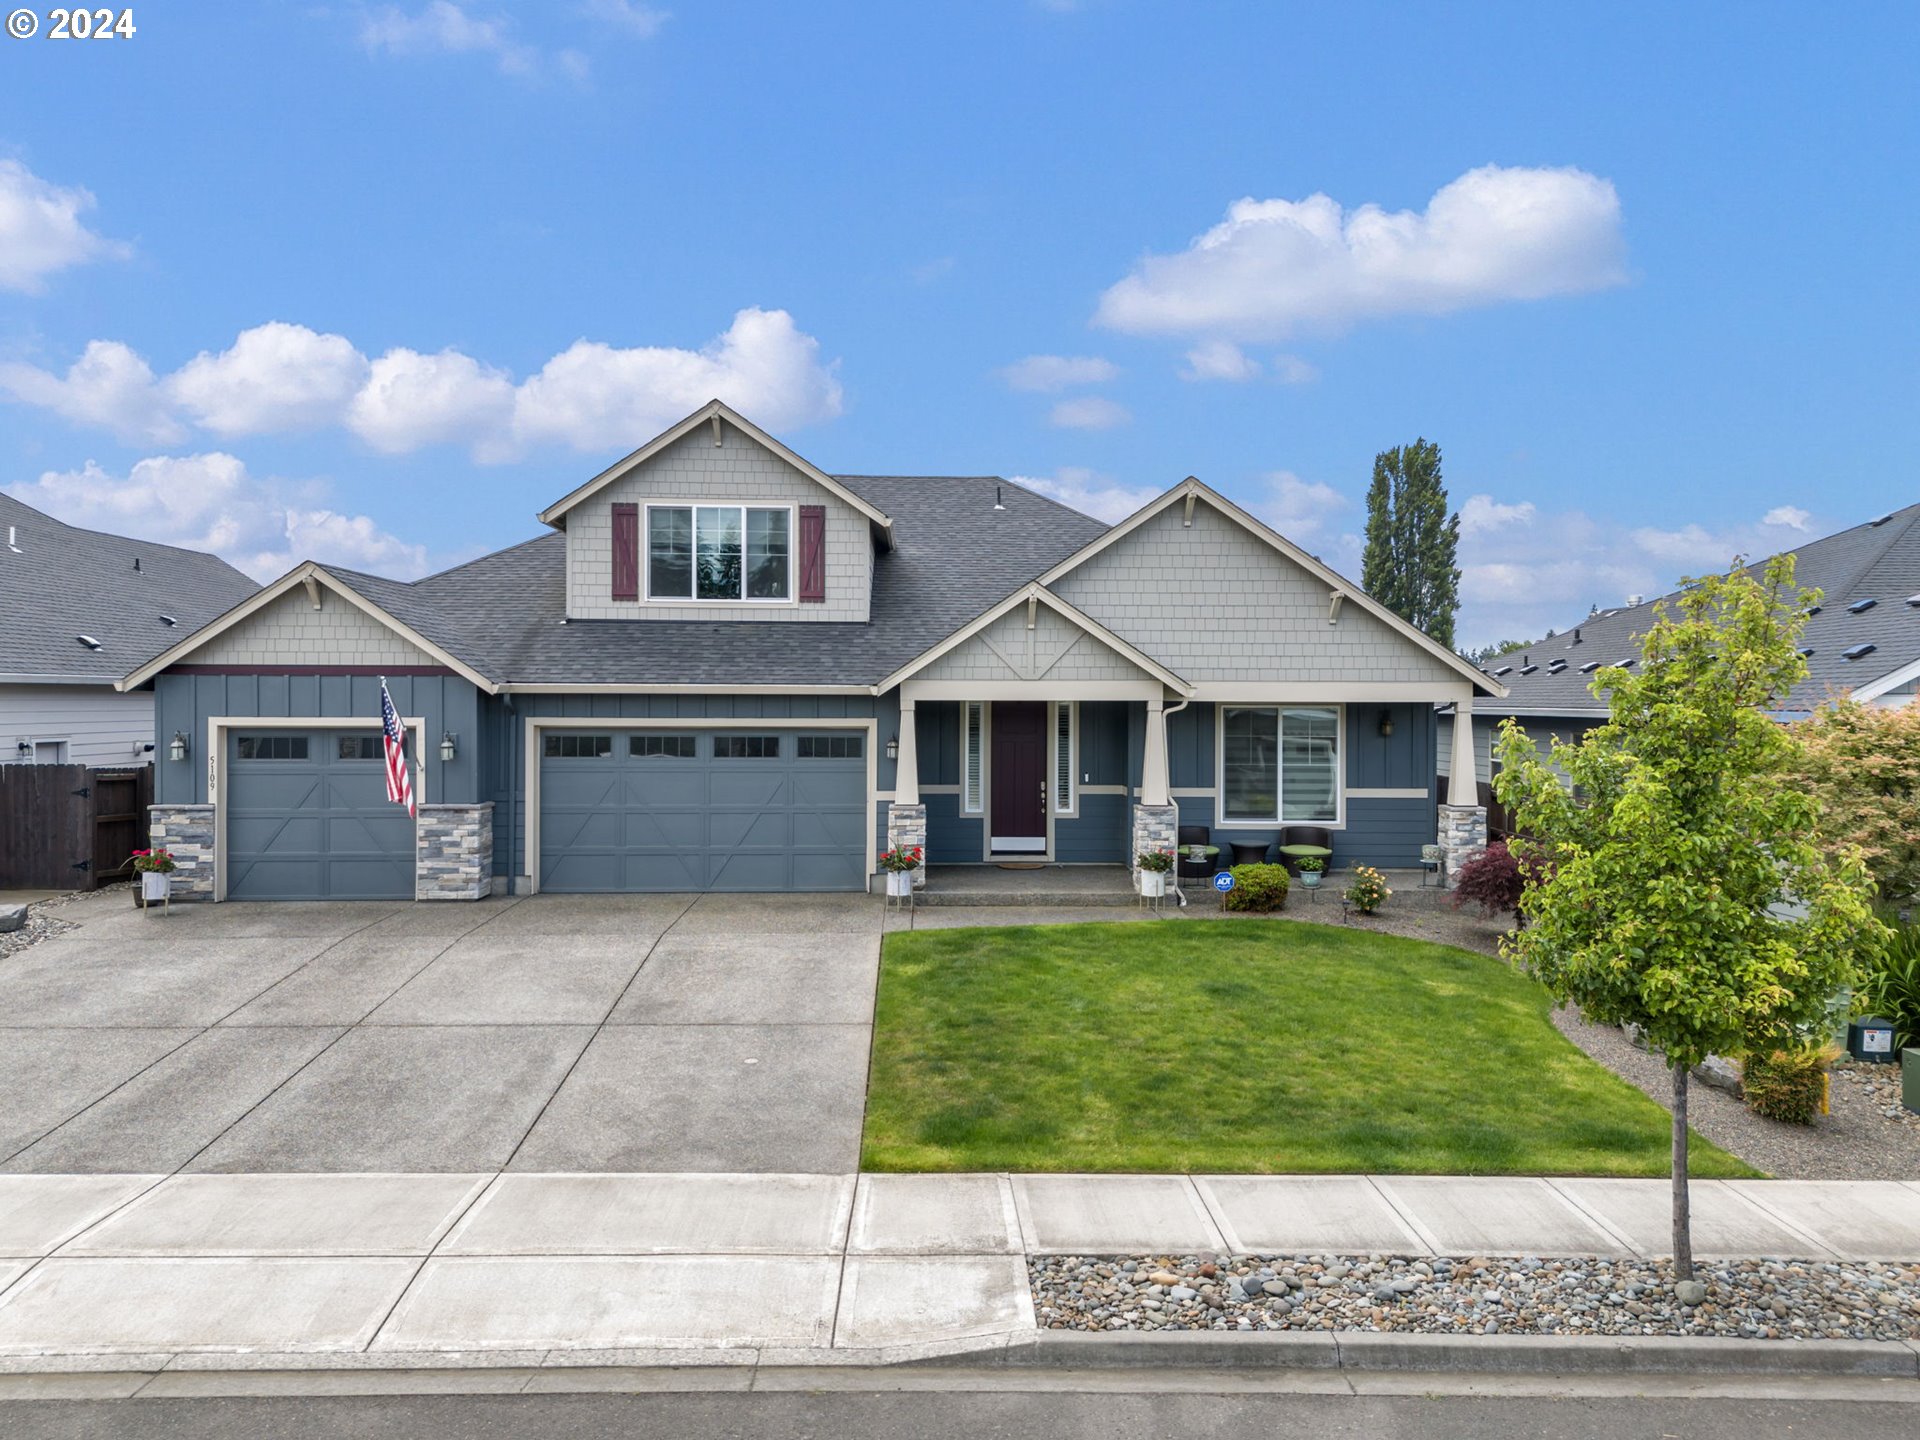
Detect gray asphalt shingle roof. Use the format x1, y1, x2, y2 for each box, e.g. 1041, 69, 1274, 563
375, 475, 1109, 687
0, 492, 258, 684
1481, 502, 1920, 718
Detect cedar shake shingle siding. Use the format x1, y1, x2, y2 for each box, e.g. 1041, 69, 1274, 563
917, 604, 1160, 685
563, 426, 872, 622
1050, 501, 1464, 685
187, 588, 437, 668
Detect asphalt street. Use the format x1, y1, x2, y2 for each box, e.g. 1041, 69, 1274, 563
1, 1388, 1912, 1439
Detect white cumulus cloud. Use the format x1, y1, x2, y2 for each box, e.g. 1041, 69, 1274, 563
1009, 468, 1160, 524
1180, 340, 1261, 383
0, 340, 183, 444
167, 322, 371, 436
998, 354, 1120, 392
1047, 396, 1130, 430
1459, 494, 1538, 536
347, 346, 517, 456
2, 309, 843, 461
0, 157, 129, 294
4, 453, 430, 581
1763, 505, 1813, 532
1252, 471, 1349, 543
510, 308, 843, 453
1096, 164, 1628, 341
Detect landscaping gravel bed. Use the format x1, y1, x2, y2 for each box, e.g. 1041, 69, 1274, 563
0, 904, 76, 961
1031, 1253, 1920, 1342
1552, 1004, 1920, 1180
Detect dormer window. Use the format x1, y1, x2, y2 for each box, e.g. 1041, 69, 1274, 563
646, 504, 791, 602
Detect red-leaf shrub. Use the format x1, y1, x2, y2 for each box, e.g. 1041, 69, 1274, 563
1451, 841, 1529, 917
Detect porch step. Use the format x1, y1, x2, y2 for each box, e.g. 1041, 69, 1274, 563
912, 887, 1150, 908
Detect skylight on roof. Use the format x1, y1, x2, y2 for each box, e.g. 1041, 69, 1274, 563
1519, 664, 1538, 676
76, 635, 101, 650
159, 615, 177, 627
1493, 665, 1513, 677
1805, 604, 1822, 616
1799, 647, 1815, 658
1870, 513, 1895, 527
1615, 659, 1635, 668
1908, 594, 1920, 608
1580, 661, 1601, 674
1548, 659, 1567, 673
1847, 598, 1878, 614
1842, 643, 1877, 660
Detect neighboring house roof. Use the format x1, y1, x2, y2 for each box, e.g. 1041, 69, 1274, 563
534, 399, 897, 544
0, 491, 257, 686
1478, 501, 1920, 719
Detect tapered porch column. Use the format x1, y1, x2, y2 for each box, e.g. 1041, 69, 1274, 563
894, 698, 919, 805
1141, 698, 1170, 807
1439, 690, 1488, 884
886, 698, 926, 889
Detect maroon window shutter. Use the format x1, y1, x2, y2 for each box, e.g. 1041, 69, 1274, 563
798, 504, 826, 603
611, 503, 639, 601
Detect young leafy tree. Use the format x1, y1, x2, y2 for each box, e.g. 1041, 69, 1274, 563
1361, 438, 1462, 647
1493, 556, 1882, 1283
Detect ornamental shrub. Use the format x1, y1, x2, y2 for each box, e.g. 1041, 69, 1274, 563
1791, 697, 1920, 906
1222, 863, 1289, 912
1450, 841, 1524, 916
1860, 921, 1920, 1054
1741, 1043, 1837, 1126
1344, 864, 1391, 914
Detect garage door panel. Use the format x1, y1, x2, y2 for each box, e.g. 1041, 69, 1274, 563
227, 731, 414, 901
708, 772, 788, 807
539, 728, 868, 894
794, 809, 867, 848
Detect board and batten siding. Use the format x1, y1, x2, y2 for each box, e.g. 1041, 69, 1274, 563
1438, 713, 1595, 786
0, 684, 155, 767
151, 671, 483, 807
915, 605, 1158, 684
480, 690, 900, 884
563, 423, 872, 622
1050, 500, 1465, 685
184, 587, 437, 668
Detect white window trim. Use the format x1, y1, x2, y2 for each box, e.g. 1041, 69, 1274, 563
641, 501, 798, 606
1212, 702, 1345, 830
1051, 701, 1077, 817
960, 701, 986, 815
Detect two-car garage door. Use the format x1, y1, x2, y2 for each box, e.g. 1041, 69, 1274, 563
538, 727, 869, 893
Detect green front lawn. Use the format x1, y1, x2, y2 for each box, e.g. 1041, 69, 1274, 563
862, 920, 1757, 1177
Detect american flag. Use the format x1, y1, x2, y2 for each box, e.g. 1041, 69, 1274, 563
379, 678, 415, 817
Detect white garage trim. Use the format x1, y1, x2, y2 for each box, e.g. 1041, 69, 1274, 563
207, 714, 425, 903
522, 716, 878, 896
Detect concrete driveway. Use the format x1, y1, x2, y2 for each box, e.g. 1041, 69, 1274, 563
0, 893, 883, 1175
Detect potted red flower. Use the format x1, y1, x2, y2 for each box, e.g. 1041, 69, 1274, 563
879, 844, 923, 897
131, 848, 176, 908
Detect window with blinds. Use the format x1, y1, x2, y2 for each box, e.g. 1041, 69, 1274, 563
1053, 702, 1075, 815
962, 701, 984, 814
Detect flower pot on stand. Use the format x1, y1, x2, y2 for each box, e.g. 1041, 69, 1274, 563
1139, 870, 1167, 899
886, 870, 913, 898
140, 871, 171, 909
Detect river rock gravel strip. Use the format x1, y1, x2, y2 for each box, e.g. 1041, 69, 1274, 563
1030, 1254, 1920, 1342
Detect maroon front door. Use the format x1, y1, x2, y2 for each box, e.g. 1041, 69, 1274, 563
990, 701, 1048, 853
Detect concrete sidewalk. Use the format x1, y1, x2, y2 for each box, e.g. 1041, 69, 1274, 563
1, 1172, 1919, 1370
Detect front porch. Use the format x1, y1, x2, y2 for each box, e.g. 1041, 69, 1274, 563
884, 860, 1447, 909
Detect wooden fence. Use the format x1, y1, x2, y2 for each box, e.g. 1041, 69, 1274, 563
0, 764, 153, 890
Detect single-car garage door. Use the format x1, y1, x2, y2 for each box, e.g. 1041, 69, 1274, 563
538, 727, 869, 893
226, 730, 416, 900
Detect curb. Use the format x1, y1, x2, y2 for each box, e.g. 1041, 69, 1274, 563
1009, 1330, 1920, 1378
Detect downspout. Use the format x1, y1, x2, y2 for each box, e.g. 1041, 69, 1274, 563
1159, 697, 1192, 906
503, 691, 517, 896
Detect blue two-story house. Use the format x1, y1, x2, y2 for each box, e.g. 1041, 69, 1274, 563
117, 400, 1503, 901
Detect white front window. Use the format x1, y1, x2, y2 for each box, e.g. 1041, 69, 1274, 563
645, 504, 791, 602
961, 701, 984, 815
1217, 704, 1341, 825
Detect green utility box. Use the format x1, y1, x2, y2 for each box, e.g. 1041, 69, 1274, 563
1905, 1049, 1920, 1114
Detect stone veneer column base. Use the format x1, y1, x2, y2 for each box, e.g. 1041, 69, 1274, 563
147, 804, 215, 900
1130, 803, 1178, 894
416, 803, 494, 901
1438, 803, 1489, 886
885, 802, 928, 890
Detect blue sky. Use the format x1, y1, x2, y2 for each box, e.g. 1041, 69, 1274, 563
1, 1, 1915, 646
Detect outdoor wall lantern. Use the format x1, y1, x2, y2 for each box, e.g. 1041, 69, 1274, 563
885, 735, 899, 762
14, 739, 28, 755
439, 731, 458, 763
1377, 709, 1395, 738
168, 731, 189, 762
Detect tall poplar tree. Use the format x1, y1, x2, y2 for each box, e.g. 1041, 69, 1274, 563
1361, 439, 1462, 647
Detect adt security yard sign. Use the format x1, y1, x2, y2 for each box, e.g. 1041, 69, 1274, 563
1212, 871, 1235, 893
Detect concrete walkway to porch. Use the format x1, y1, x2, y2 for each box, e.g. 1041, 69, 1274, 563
0, 1171, 1917, 1371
